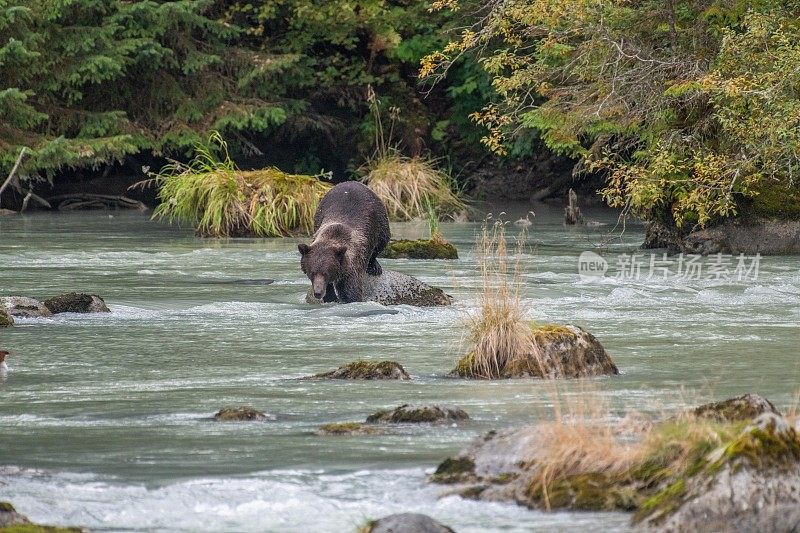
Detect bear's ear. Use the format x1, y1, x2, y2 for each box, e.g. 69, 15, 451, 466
334, 245, 347, 262
298, 243, 310, 255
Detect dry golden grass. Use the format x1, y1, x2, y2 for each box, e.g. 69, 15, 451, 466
361, 152, 466, 221
461, 222, 547, 378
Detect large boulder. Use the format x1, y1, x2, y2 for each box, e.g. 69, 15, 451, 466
637, 413, 800, 531
0, 309, 12, 327
450, 324, 618, 379
306, 360, 410, 380
644, 217, 800, 255
365, 513, 455, 533
0, 501, 29, 527
0, 296, 52, 318
428, 396, 800, 533
306, 269, 452, 307
367, 404, 469, 424
44, 292, 110, 314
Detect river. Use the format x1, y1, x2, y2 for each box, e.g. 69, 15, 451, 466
1, 204, 798, 532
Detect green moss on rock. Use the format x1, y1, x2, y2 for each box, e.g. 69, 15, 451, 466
0, 311, 12, 328
43, 293, 109, 314
429, 456, 476, 484
379, 239, 458, 260
747, 182, 800, 220
317, 422, 384, 436
213, 406, 272, 421
366, 404, 469, 424
692, 393, 779, 422
308, 360, 410, 380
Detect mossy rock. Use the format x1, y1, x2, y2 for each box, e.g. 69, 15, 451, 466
0, 311, 12, 327
692, 393, 779, 422
44, 293, 110, 314
379, 239, 458, 260
429, 456, 476, 484
213, 406, 273, 421
316, 422, 384, 436
526, 472, 639, 512
307, 360, 410, 380
635, 412, 800, 530
366, 404, 469, 424
450, 324, 618, 379
0, 502, 84, 531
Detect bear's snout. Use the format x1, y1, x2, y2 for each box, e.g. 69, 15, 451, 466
312, 275, 327, 300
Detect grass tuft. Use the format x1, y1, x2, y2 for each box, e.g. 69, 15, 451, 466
459, 223, 547, 379
361, 151, 466, 222
141, 131, 331, 237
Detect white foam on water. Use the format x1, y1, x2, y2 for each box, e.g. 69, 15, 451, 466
0, 467, 632, 533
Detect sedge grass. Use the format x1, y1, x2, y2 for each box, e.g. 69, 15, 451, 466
143, 132, 331, 237
460, 222, 548, 379
361, 152, 467, 222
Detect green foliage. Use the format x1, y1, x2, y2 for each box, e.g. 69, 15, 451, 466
0, 0, 284, 177
425, 0, 800, 226
147, 132, 331, 237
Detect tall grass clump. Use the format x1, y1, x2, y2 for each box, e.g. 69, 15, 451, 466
142, 132, 331, 237
456, 222, 546, 379
360, 86, 466, 221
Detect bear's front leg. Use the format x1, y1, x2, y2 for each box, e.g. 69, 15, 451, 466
337, 275, 364, 303
366, 251, 382, 276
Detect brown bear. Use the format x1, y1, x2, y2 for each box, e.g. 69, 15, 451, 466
299, 181, 390, 303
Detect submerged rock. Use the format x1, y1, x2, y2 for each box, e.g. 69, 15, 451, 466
365, 513, 455, 533
692, 393, 779, 422
0, 310, 12, 327
44, 292, 110, 314
637, 413, 800, 531
366, 404, 469, 424
316, 422, 384, 436
0, 501, 84, 531
450, 324, 618, 379
380, 239, 459, 259
306, 269, 452, 307
307, 360, 410, 380
0, 296, 52, 318
213, 406, 273, 421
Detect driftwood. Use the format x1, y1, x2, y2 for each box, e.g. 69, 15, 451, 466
564, 188, 584, 225
0, 148, 27, 210
20, 190, 52, 212
47, 193, 148, 212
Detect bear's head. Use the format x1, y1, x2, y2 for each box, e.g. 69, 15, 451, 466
298, 242, 348, 300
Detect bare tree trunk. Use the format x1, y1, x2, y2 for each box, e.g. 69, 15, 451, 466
0, 147, 27, 209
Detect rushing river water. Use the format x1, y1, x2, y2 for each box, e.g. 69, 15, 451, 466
1, 204, 798, 532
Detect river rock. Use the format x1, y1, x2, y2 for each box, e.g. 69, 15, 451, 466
0, 501, 84, 531
380, 239, 459, 259
450, 324, 618, 379
366, 513, 455, 533
0, 209, 16, 216
44, 292, 110, 314
0, 309, 12, 327
305, 269, 452, 306
644, 217, 800, 255
692, 393, 779, 422
0, 501, 28, 527
637, 413, 800, 532
307, 360, 410, 380
213, 406, 273, 421
0, 296, 52, 318
316, 422, 384, 436
366, 404, 469, 424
